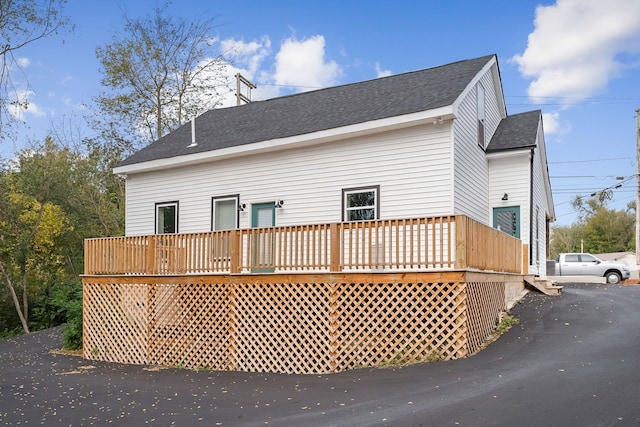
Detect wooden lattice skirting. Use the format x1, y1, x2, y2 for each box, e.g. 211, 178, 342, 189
82, 272, 516, 374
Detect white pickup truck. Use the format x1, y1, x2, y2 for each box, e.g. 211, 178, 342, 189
554, 253, 630, 284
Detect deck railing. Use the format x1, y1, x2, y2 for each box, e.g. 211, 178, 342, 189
84, 215, 523, 275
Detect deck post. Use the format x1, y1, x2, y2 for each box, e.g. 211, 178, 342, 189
328, 282, 339, 372
230, 230, 241, 274
83, 240, 90, 275
330, 223, 340, 272
455, 215, 467, 269
146, 235, 157, 274
522, 243, 529, 275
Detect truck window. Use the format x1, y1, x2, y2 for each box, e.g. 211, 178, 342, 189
581, 254, 597, 263
565, 254, 580, 262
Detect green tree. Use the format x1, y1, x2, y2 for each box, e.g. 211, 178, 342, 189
0, 181, 70, 333
0, 0, 71, 135
550, 195, 636, 258
549, 223, 583, 258
95, 2, 228, 144
580, 206, 635, 254
0, 136, 124, 336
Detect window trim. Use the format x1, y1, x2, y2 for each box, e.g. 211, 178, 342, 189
211, 194, 240, 231
155, 201, 179, 234
342, 185, 380, 222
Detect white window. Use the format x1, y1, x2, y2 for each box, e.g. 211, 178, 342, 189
156, 201, 178, 234
343, 186, 379, 221
212, 195, 239, 230
477, 83, 485, 148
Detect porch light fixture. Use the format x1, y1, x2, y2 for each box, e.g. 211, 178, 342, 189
501, 193, 508, 201
238, 203, 246, 212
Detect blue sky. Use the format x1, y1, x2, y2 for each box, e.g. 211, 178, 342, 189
5, 0, 640, 226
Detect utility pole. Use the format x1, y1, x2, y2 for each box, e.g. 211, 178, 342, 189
636, 108, 640, 265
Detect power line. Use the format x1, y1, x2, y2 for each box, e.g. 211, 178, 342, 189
549, 157, 632, 164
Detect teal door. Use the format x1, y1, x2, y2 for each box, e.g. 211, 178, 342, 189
251, 203, 276, 272
493, 206, 520, 238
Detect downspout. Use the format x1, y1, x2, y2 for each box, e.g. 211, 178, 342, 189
529, 147, 535, 268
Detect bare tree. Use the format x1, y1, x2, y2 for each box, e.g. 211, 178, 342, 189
0, 0, 71, 135
95, 2, 229, 144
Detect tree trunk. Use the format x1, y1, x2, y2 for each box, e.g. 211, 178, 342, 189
21, 266, 28, 325
0, 260, 30, 334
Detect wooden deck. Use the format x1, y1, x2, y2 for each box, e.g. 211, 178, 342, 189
82, 215, 525, 374
84, 215, 523, 275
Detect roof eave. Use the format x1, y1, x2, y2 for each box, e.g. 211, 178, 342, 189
113, 106, 455, 175
485, 145, 536, 156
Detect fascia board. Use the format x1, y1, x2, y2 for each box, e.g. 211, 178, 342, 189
485, 148, 531, 160
452, 56, 497, 116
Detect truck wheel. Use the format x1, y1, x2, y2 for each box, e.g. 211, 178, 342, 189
606, 272, 622, 284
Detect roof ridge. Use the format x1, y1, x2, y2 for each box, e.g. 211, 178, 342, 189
117, 54, 498, 169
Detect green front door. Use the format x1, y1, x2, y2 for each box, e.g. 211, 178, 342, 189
251, 203, 276, 272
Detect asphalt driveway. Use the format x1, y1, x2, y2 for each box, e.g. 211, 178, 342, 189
1, 282, 639, 426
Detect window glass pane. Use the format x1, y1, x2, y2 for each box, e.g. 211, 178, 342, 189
347, 191, 375, 208
257, 206, 274, 227
496, 211, 516, 236
157, 204, 176, 234
344, 188, 377, 221
214, 199, 237, 230
348, 208, 375, 221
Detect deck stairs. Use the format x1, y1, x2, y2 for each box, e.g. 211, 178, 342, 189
524, 276, 563, 296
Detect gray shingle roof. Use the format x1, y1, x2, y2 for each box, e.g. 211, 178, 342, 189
486, 110, 542, 153
117, 54, 496, 167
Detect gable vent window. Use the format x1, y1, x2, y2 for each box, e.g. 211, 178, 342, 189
343, 186, 380, 221
477, 83, 486, 148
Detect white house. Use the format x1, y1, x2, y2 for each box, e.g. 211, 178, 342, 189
83, 54, 557, 373
113, 54, 555, 277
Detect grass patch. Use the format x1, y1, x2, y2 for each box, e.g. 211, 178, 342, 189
496, 315, 520, 334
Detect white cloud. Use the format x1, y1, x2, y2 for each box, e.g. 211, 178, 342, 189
375, 62, 392, 78
221, 36, 271, 77
274, 35, 342, 90
218, 36, 275, 107
61, 95, 87, 111
512, 0, 640, 102
214, 34, 344, 107
16, 57, 30, 68
8, 89, 46, 120
542, 111, 571, 135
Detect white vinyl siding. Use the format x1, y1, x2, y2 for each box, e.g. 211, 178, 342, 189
488, 152, 530, 240
124, 124, 453, 235
452, 66, 504, 225
531, 134, 551, 276
487, 127, 552, 276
